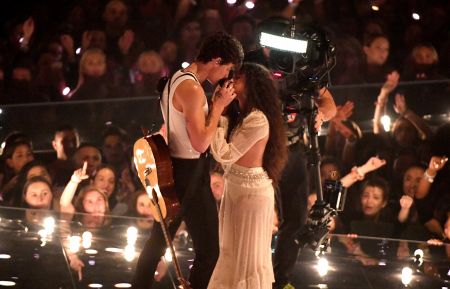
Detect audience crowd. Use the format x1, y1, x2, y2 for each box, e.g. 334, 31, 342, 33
0, 0, 449, 251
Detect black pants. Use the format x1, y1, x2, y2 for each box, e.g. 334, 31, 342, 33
273, 143, 309, 288
132, 156, 219, 289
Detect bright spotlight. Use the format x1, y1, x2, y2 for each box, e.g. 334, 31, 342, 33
76, 47, 81, 55
226, 0, 237, 4
412, 13, 420, 20
260, 32, 308, 54
164, 248, 173, 263
245, 1, 255, 9
62, 87, 71, 96
127, 226, 138, 245
317, 257, 329, 277
401, 267, 413, 286
381, 115, 391, 132
371, 5, 379, 11
181, 62, 190, 69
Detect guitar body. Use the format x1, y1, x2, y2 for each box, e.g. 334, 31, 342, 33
133, 133, 180, 223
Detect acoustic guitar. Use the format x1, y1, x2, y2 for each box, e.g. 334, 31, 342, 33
133, 131, 191, 289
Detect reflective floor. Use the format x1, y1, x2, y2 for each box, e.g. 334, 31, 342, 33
0, 206, 448, 289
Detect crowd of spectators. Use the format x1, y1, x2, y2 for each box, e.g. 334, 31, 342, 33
0, 0, 449, 251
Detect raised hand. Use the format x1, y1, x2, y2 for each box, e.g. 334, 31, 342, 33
399, 195, 413, 210
213, 80, 236, 109
393, 93, 408, 115
69, 254, 85, 281
60, 34, 75, 55
71, 161, 89, 184
380, 70, 400, 96
426, 156, 448, 177
22, 17, 35, 39
360, 156, 386, 175
81, 31, 93, 51
118, 29, 135, 55
334, 101, 354, 122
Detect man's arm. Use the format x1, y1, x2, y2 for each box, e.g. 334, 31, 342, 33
178, 80, 235, 153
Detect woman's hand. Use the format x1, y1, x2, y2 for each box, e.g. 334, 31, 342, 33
71, 161, 89, 184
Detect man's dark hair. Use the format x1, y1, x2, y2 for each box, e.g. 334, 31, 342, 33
196, 32, 244, 68
101, 125, 129, 143
54, 124, 78, 136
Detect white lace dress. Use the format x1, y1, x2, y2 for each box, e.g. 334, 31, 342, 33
207, 110, 275, 289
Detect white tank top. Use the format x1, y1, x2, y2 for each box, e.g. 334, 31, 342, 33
160, 69, 209, 159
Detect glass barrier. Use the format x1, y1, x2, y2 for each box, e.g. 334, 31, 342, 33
0, 206, 448, 289
0, 80, 449, 151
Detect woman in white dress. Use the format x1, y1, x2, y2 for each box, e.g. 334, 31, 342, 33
208, 63, 288, 289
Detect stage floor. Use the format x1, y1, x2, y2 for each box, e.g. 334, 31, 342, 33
0, 206, 448, 289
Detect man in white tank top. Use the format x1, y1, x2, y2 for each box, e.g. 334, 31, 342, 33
133, 32, 244, 289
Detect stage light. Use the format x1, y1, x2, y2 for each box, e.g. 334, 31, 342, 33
401, 267, 413, 286
85, 249, 98, 255
62, 87, 71, 96
260, 32, 308, 54
43, 217, 55, 234
0, 108, 3, 114
371, 5, 379, 11
412, 13, 420, 20
0, 281, 15, 286
0, 254, 11, 259
127, 226, 138, 245
68, 235, 81, 253
76, 47, 81, 55
82, 231, 92, 249
317, 257, 329, 277
123, 245, 136, 262
245, 1, 255, 9
114, 284, 132, 288
381, 115, 391, 132
181, 62, 190, 69
88, 283, 103, 288
105, 247, 123, 253
164, 247, 173, 262
226, 0, 237, 4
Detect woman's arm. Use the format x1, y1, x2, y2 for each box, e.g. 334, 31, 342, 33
60, 162, 88, 213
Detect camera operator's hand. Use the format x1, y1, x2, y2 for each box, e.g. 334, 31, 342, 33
212, 80, 236, 110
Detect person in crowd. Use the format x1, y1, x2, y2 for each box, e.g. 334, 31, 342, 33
159, 40, 178, 75
22, 176, 53, 210
0, 139, 34, 193
133, 31, 243, 289
4, 61, 47, 103
131, 50, 165, 97
2, 160, 51, 208
59, 162, 109, 216
174, 15, 203, 68
402, 43, 442, 81
229, 14, 257, 54
208, 62, 288, 289
49, 124, 80, 190
72, 143, 102, 178
69, 48, 118, 100
361, 33, 394, 83
348, 177, 396, 237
